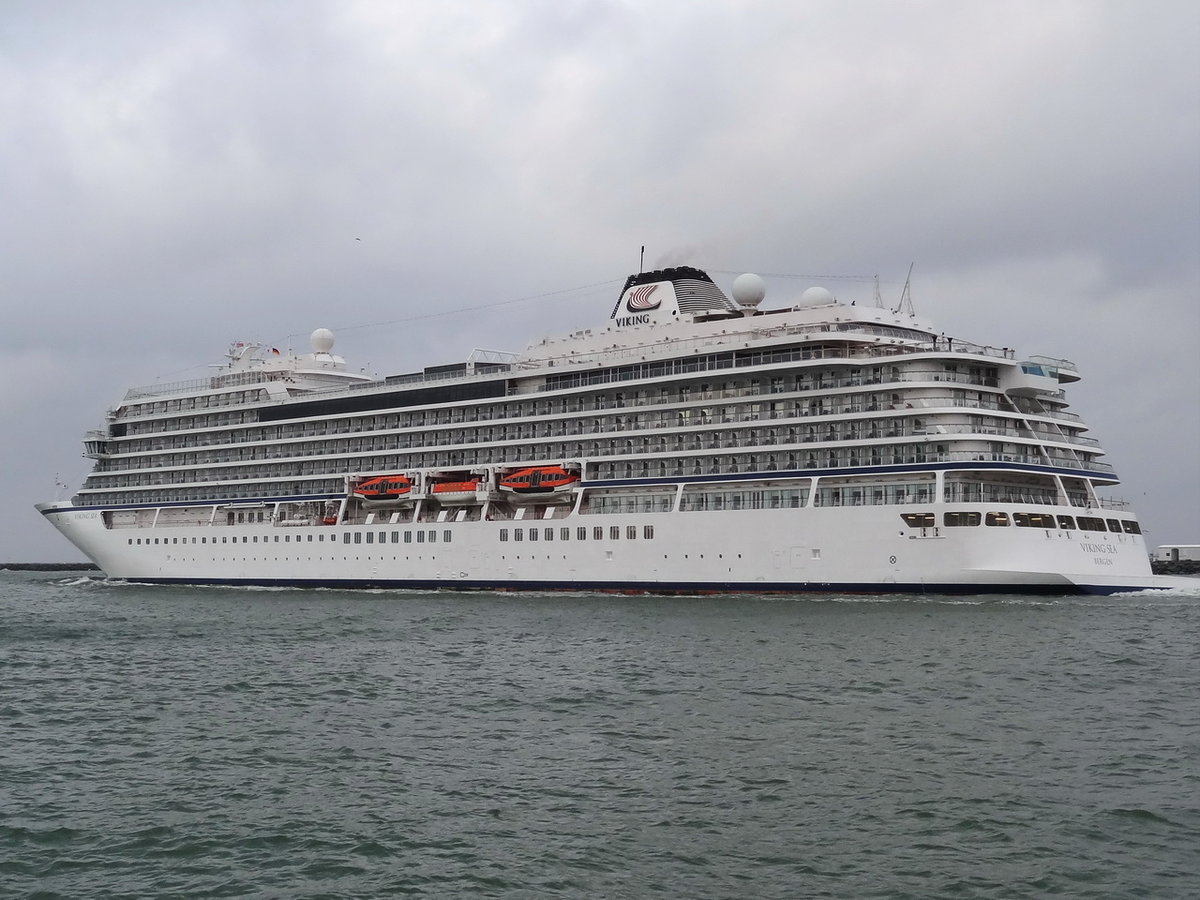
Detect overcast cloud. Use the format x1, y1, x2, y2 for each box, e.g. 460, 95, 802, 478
2, 0, 1197, 562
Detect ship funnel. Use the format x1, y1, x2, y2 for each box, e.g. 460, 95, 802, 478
609, 266, 737, 328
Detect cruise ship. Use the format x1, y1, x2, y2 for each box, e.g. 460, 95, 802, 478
38, 266, 1160, 594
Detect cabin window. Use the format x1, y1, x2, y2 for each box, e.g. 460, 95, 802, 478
1016, 512, 1055, 528
529, 528, 538, 542
499, 529, 508, 542
610, 526, 620, 540
578, 527, 588, 541
405, 531, 413, 543
943, 512, 980, 527
1057, 515, 1076, 530
561, 528, 570, 541
417, 531, 425, 543
985, 512, 1010, 527
513, 529, 522, 542
544, 528, 553, 542
594, 527, 604, 540
428, 531, 436, 543
626, 526, 637, 540
1122, 520, 1142, 535
1105, 519, 1122, 533
644, 525, 654, 540
901, 513, 935, 528
444, 530, 452, 543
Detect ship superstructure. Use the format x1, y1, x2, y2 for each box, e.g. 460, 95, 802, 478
38, 266, 1156, 593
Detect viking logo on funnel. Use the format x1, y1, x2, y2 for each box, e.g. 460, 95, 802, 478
626, 284, 661, 311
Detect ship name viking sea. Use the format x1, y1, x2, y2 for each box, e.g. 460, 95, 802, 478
39, 267, 1162, 594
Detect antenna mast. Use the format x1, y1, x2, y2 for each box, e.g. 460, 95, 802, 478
873, 275, 883, 308
894, 263, 915, 315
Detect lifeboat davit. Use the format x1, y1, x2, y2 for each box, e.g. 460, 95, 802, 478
353, 475, 415, 508
430, 478, 484, 505
498, 466, 579, 503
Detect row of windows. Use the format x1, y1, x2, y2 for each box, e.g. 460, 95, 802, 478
680, 486, 810, 512
542, 348, 999, 394
124, 385, 269, 418
93, 418, 1100, 497
81, 441, 973, 496
109, 475, 1074, 532
906, 512, 1141, 533
84, 463, 1096, 512
113, 389, 1035, 464
112, 355, 1043, 462
91, 353, 1089, 507
130, 529, 455, 546
123, 358, 995, 429
100, 400, 1033, 476
499, 525, 655, 542
585, 446, 1097, 483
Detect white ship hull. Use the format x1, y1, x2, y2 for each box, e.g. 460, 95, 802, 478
38, 499, 1157, 595
39, 265, 1170, 596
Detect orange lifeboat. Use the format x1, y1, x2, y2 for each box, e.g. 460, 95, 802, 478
432, 480, 482, 494
431, 477, 483, 505
353, 475, 414, 507
498, 466, 579, 494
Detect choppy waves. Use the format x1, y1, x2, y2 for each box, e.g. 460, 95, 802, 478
2, 571, 1198, 897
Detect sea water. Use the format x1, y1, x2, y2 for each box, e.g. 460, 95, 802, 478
2, 570, 1198, 898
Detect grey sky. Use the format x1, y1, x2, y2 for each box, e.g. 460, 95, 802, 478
3, 0, 1197, 561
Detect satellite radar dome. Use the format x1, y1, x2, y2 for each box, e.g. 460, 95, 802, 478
799, 286, 835, 307
732, 272, 767, 307
310, 328, 335, 353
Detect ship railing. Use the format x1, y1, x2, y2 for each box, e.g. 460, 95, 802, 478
747, 323, 1015, 361
123, 369, 291, 402
124, 352, 519, 408
535, 349, 1018, 395
918, 423, 1102, 447
937, 451, 1114, 473
118, 327, 1018, 409
1027, 354, 1078, 372
1023, 407, 1082, 423
374, 361, 516, 390
890, 370, 1001, 387
536, 326, 1016, 378
124, 375, 223, 401
76, 437, 1119, 507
